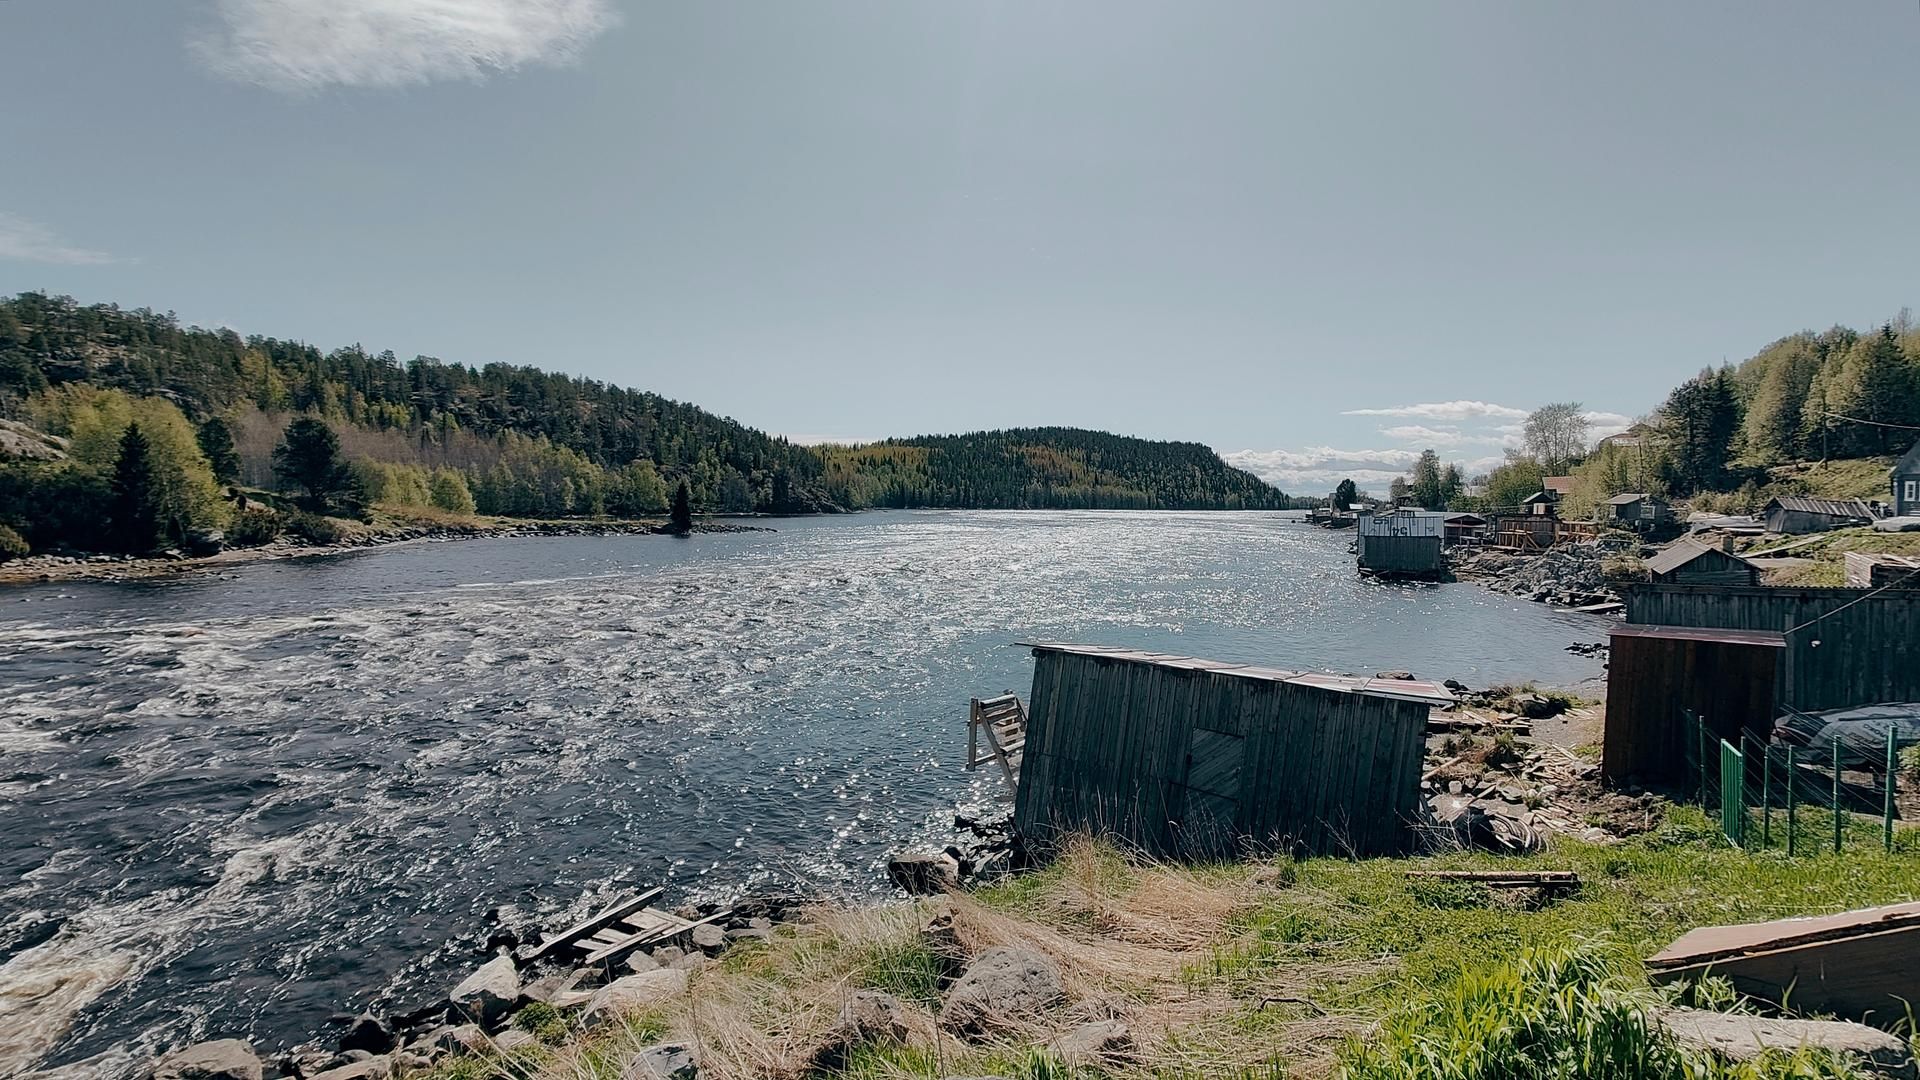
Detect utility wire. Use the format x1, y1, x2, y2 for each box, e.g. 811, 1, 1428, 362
1811, 410, 1920, 432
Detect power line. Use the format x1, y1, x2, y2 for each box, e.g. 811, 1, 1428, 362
1810, 410, 1920, 433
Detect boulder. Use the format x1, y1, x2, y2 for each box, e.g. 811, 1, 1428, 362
668, 952, 710, 972
888, 851, 961, 895
307, 1057, 392, 1080
581, 969, 691, 1029
1044, 1019, 1132, 1066
938, 947, 1065, 1036
449, 955, 519, 1027
494, 1029, 537, 1052
725, 925, 771, 943
428, 1025, 489, 1054
839, 990, 911, 1044
622, 1043, 700, 1080
690, 923, 727, 953
650, 946, 686, 965
1658, 1008, 1916, 1078
152, 1040, 264, 1080
338, 1013, 394, 1054
623, 950, 663, 974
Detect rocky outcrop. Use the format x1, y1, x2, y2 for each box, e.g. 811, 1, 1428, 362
1658, 1008, 1917, 1078
151, 1040, 263, 1080
306, 1056, 392, 1080
622, 1043, 700, 1079
449, 955, 520, 1027
938, 947, 1065, 1036
888, 851, 961, 895
582, 969, 691, 1029
337, 1013, 394, 1054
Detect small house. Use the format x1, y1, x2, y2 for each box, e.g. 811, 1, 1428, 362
1606, 493, 1672, 530
1894, 440, 1920, 517
1644, 539, 1760, 586
1355, 509, 1447, 578
1442, 511, 1487, 547
1521, 490, 1559, 517
1762, 496, 1877, 535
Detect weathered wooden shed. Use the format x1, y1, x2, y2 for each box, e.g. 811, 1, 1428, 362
1355, 510, 1447, 579
1602, 624, 1786, 783
1895, 440, 1920, 517
1763, 496, 1876, 535
1644, 540, 1760, 586
1843, 552, 1920, 589
1442, 512, 1487, 546
1606, 493, 1672, 530
1013, 644, 1440, 858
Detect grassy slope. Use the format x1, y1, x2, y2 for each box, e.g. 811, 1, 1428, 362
418, 814, 1920, 1080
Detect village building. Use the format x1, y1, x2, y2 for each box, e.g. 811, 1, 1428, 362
1355, 509, 1448, 578
1521, 490, 1559, 517
1643, 539, 1760, 587
1761, 496, 1878, 535
1606, 493, 1672, 531
1894, 439, 1920, 517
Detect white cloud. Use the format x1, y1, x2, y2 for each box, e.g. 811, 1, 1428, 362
1342, 400, 1529, 422
192, 0, 620, 92
0, 214, 122, 265
1227, 446, 1511, 493
1378, 424, 1521, 449
1583, 410, 1635, 440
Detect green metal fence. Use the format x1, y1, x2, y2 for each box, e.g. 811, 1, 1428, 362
1684, 710, 1911, 854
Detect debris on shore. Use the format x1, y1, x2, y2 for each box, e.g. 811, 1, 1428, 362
1450, 541, 1633, 609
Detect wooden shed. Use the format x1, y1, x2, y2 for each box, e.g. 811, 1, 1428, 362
1601, 624, 1785, 784
1644, 540, 1760, 586
1013, 644, 1440, 858
1843, 552, 1920, 589
1606, 493, 1672, 530
1763, 496, 1876, 535
1895, 439, 1920, 517
1355, 510, 1447, 579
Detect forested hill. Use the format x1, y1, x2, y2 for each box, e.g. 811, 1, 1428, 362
816, 428, 1288, 510
0, 291, 839, 513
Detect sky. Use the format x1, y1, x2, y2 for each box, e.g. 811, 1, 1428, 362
2, 2, 1918, 494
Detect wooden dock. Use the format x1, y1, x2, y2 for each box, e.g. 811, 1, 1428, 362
526, 889, 729, 969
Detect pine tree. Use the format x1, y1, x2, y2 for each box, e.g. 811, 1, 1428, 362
1741, 338, 1819, 465
669, 481, 694, 534
1829, 325, 1913, 455
196, 416, 242, 485
110, 423, 163, 554
1333, 478, 1358, 509
272, 416, 353, 513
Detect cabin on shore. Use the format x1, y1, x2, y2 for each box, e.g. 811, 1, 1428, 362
1355, 509, 1448, 579
1894, 440, 1920, 517
1012, 643, 1445, 858
1606, 493, 1672, 531
1521, 490, 1559, 517
1644, 539, 1760, 587
1762, 496, 1877, 535
1442, 512, 1487, 546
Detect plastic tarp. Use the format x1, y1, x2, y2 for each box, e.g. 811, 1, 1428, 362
1772, 702, 1920, 767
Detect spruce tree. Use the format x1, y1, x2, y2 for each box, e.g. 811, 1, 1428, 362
196, 416, 242, 485
110, 423, 163, 554
272, 416, 351, 512
670, 481, 694, 534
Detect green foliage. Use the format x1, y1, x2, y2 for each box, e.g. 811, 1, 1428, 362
1481, 454, 1547, 510
1333, 478, 1359, 509
0, 523, 28, 561
669, 480, 694, 533
227, 507, 282, 547
511, 1000, 572, 1045
469, 432, 605, 517
273, 416, 358, 514
817, 428, 1286, 510
852, 937, 947, 1008
196, 416, 241, 484
1523, 402, 1591, 473
1407, 449, 1464, 509
1663, 365, 1743, 494
1336, 943, 1870, 1080
283, 510, 345, 545
428, 467, 476, 514
109, 423, 163, 553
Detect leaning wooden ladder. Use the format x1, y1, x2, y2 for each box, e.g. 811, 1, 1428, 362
524, 888, 730, 970
966, 693, 1028, 790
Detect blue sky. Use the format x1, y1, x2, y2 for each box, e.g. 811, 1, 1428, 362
2, 2, 1917, 493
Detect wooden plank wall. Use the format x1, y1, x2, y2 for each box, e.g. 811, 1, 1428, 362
1357, 534, 1446, 575
1013, 649, 1428, 858
1602, 635, 1779, 782
1626, 585, 1920, 711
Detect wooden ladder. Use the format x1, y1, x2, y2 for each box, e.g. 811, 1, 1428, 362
966, 693, 1028, 791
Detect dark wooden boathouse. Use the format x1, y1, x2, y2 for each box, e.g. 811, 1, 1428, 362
1012, 643, 1441, 858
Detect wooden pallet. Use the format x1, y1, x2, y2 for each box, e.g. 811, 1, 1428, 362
966, 693, 1027, 790
526, 888, 730, 969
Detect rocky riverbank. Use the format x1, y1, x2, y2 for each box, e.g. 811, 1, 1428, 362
1450, 541, 1636, 609
0, 517, 773, 587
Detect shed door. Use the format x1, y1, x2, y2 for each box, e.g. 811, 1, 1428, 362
1177, 728, 1244, 855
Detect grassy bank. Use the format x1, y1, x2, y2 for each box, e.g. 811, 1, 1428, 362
414, 813, 1920, 1080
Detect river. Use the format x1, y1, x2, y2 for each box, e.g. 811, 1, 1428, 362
0, 511, 1610, 1076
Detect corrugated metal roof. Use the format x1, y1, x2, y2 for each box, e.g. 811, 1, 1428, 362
1766, 496, 1876, 518
1609, 624, 1786, 647
1608, 492, 1655, 505
1643, 540, 1752, 575
1019, 642, 1458, 705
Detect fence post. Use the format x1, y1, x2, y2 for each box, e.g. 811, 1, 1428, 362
1834, 735, 1844, 854
1886, 726, 1897, 854
1760, 740, 1772, 850
1786, 746, 1797, 857
1699, 715, 1713, 816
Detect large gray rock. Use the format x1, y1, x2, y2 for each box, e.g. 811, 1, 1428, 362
690, 923, 727, 953
938, 947, 1065, 1036
838, 990, 911, 1045
621, 1042, 700, 1079
581, 969, 690, 1029
449, 955, 520, 1027
1659, 1008, 1917, 1078
306, 1056, 392, 1080
152, 1040, 263, 1080
1044, 1019, 1132, 1066
429, 1025, 489, 1054
338, 1013, 394, 1054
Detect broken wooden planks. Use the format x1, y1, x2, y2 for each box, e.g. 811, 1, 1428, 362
1646, 902, 1920, 1023
1405, 869, 1580, 890
526, 889, 731, 971
966, 693, 1028, 791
